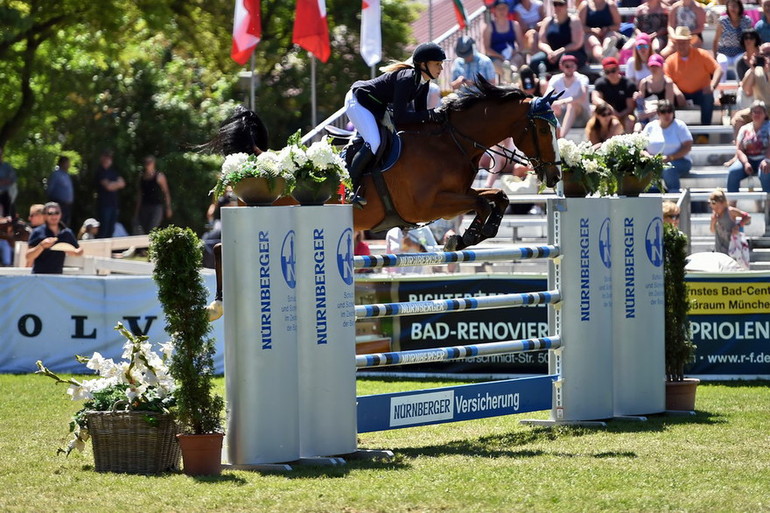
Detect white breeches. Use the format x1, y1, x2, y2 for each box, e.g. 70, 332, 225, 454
345, 89, 381, 154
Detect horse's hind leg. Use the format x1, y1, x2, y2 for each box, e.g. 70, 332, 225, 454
477, 189, 510, 238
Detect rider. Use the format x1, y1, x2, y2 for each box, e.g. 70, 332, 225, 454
344, 42, 448, 208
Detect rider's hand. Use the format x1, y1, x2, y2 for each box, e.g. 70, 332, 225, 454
427, 109, 447, 124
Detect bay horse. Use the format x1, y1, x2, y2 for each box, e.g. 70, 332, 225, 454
204, 78, 562, 320
350, 76, 562, 251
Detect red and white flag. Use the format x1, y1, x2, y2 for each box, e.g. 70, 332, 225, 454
293, 0, 331, 63
360, 0, 381, 67
231, 0, 261, 65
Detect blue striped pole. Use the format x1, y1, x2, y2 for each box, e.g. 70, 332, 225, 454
356, 336, 562, 368
355, 289, 561, 319
354, 245, 560, 269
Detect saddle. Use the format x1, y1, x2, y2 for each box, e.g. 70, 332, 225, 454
326, 125, 414, 233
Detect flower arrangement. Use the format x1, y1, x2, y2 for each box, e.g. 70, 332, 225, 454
211, 151, 294, 199
557, 138, 607, 195
210, 131, 351, 201
35, 322, 176, 455
598, 133, 664, 195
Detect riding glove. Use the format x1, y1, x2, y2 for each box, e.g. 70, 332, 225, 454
426, 109, 447, 124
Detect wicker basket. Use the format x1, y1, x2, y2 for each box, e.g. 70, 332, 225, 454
86, 410, 180, 474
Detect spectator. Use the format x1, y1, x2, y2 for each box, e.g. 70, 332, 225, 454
592, 56, 637, 133
513, 0, 546, 53
27, 204, 45, 229
709, 189, 751, 256
26, 201, 83, 274
585, 101, 624, 147
713, 0, 753, 82
133, 155, 172, 235
451, 36, 496, 91
735, 28, 761, 88
726, 100, 770, 196
77, 218, 100, 240
385, 227, 436, 274
643, 99, 694, 192
662, 0, 706, 57
46, 155, 75, 227
0, 147, 17, 218
353, 230, 373, 274
516, 64, 544, 95
662, 200, 681, 227
531, 0, 587, 74
545, 54, 590, 138
754, 0, 770, 45
0, 216, 14, 266
625, 33, 653, 86
637, 54, 681, 128
578, 0, 624, 62
731, 42, 770, 139
483, 0, 526, 80
95, 149, 126, 238
664, 26, 722, 126
635, 0, 669, 53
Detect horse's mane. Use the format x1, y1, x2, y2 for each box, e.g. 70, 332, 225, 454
442, 75, 529, 112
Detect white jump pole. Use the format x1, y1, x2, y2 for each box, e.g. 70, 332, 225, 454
610, 197, 665, 416
222, 206, 300, 464
294, 205, 358, 458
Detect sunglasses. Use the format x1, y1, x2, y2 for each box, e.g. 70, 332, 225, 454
598, 112, 612, 117
636, 44, 650, 49
664, 214, 680, 220
604, 67, 619, 74
45, 211, 61, 215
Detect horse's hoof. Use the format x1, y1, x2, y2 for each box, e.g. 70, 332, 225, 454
444, 235, 461, 252
207, 300, 223, 322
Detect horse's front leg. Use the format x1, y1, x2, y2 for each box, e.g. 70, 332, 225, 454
431, 191, 492, 251
474, 188, 510, 237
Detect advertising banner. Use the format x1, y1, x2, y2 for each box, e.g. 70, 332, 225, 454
686, 274, 770, 376
609, 197, 665, 416
294, 205, 357, 458
222, 206, 299, 465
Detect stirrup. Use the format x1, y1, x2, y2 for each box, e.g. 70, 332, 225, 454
347, 188, 367, 209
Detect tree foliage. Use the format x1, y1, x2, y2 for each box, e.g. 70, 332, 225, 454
0, 0, 417, 232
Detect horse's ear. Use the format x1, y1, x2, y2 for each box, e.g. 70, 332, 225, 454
543, 90, 564, 104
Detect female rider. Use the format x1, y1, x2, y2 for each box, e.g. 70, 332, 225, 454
344, 42, 447, 207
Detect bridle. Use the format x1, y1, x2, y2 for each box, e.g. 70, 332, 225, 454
446, 100, 561, 177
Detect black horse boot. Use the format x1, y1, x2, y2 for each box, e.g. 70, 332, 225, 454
347, 143, 374, 209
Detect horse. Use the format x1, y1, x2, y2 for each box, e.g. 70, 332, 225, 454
204, 78, 562, 320
347, 75, 561, 251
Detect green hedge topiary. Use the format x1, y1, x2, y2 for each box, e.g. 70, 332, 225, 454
149, 226, 223, 434
663, 223, 696, 382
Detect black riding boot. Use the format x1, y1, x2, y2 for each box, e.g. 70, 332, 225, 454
347, 144, 374, 208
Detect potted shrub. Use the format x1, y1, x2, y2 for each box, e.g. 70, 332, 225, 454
556, 138, 607, 197
599, 133, 664, 196
149, 226, 225, 476
36, 323, 179, 474
663, 223, 699, 410
211, 152, 294, 205
280, 130, 351, 205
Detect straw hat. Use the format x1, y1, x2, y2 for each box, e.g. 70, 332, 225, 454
669, 26, 697, 42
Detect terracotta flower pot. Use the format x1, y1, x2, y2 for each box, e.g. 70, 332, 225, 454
618, 174, 652, 197
176, 433, 224, 476
561, 170, 587, 198
232, 176, 286, 206
291, 176, 339, 206
665, 378, 700, 411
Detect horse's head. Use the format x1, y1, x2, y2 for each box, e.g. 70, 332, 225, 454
524, 91, 562, 188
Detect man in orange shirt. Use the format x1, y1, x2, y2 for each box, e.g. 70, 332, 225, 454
664, 26, 722, 125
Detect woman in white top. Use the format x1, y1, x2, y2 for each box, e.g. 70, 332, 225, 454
643, 99, 693, 192
513, 0, 545, 53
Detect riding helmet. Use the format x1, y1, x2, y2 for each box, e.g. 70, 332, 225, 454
412, 42, 447, 63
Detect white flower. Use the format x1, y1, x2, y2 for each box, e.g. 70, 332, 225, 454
67, 384, 93, 401
220, 153, 250, 176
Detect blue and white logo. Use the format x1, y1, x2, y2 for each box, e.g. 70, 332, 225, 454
599, 217, 611, 269
281, 230, 296, 288
336, 228, 354, 285
645, 217, 663, 267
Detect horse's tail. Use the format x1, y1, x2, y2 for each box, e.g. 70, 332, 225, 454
197, 105, 270, 156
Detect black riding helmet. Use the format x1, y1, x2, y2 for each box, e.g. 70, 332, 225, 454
412, 42, 447, 79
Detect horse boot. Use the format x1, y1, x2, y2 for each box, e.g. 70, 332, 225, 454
347, 143, 374, 209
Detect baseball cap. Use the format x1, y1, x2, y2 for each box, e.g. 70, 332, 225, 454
560, 54, 578, 65
602, 57, 619, 69
83, 218, 100, 229
635, 33, 651, 46
455, 36, 475, 58
648, 54, 664, 68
